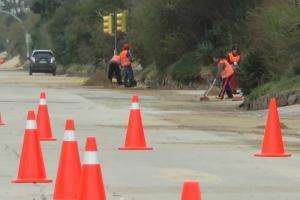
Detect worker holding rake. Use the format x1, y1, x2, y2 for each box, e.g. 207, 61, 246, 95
216, 53, 234, 100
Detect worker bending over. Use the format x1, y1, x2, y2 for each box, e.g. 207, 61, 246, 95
215, 54, 235, 99
108, 52, 122, 85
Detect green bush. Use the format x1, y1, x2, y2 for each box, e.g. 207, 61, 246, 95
246, 1, 300, 79
170, 52, 200, 84
239, 52, 270, 96
247, 75, 300, 101
139, 65, 158, 82
195, 41, 214, 65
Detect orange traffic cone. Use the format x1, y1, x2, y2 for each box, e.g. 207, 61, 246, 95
77, 137, 106, 200
53, 119, 81, 200
119, 95, 153, 150
254, 98, 291, 157
181, 180, 202, 200
12, 110, 52, 183
37, 91, 56, 141
0, 112, 5, 125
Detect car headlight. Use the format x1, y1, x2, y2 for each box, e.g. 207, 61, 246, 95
50, 57, 55, 63
31, 57, 35, 63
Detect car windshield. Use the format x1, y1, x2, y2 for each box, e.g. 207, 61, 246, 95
33, 52, 53, 59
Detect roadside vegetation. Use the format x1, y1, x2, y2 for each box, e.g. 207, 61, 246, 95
0, 0, 299, 106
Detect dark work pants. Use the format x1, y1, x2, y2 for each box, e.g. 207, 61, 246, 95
123, 65, 136, 87
219, 75, 233, 99
108, 62, 122, 85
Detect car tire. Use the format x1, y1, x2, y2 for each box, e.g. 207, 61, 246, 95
52, 71, 56, 76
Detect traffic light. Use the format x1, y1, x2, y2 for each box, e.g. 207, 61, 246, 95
116, 12, 126, 32
103, 15, 113, 35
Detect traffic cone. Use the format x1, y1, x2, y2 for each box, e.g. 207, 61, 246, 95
77, 137, 106, 200
12, 110, 52, 183
181, 180, 201, 200
53, 119, 81, 200
254, 98, 291, 157
37, 91, 56, 141
0, 112, 5, 125
119, 95, 153, 150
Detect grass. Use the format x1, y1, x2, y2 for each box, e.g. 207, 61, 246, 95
247, 75, 300, 100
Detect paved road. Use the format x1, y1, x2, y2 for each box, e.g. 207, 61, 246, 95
1, 70, 300, 200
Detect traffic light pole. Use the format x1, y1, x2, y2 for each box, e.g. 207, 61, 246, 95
113, 11, 117, 55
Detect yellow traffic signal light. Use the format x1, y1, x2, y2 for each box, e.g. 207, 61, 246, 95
103, 15, 113, 35
116, 12, 126, 32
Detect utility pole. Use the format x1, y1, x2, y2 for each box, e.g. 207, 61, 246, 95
113, 11, 117, 55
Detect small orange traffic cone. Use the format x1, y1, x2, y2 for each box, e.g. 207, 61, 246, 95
119, 95, 153, 150
0, 112, 5, 125
53, 119, 81, 200
37, 91, 56, 141
254, 98, 291, 157
181, 180, 201, 200
77, 137, 106, 200
12, 110, 52, 183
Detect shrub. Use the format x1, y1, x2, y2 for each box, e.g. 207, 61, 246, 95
170, 52, 200, 84
195, 41, 214, 65
246, 1, 300, 79
239, 52, 270, 96
139, 65, 158, 82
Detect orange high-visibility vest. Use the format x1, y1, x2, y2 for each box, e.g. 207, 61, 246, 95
120, 50, 131, 67
219, 59, 234, 79
111, 55, 120, 64
228, 52, 241, 64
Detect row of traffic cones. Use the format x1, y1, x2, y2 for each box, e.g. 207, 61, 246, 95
6, 93, 291, 156
10, 90, 291, 199
11, 92, 153, 199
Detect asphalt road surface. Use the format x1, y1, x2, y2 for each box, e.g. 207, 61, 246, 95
1, 69, 300, 200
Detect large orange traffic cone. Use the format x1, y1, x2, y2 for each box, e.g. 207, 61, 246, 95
12, 110, 52, 183
119, 95, 153, 150
0, 112, 5, 125
53, 119, 81, 200
37, 91, 56, 141
77, 137, 106, 200
254, 98, 291, 157
181, 180, 201, 200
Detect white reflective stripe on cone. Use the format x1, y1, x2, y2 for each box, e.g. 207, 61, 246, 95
83, 151, 99, 165
39, 98, 47, 105
131, 103, 140, 110
64, 130, 76, 141
26, 120, 37, 130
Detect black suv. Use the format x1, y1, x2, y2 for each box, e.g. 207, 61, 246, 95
29, 50, 56, 76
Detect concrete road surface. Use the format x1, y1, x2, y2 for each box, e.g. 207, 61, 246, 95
1, 69, 300, 200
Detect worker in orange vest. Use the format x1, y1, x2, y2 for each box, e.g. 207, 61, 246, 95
120, 43, 136, 87
215, 53, 234, 99
227, 46, 241, 94
108, 52, 122, 85
227, 46, 241, 66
